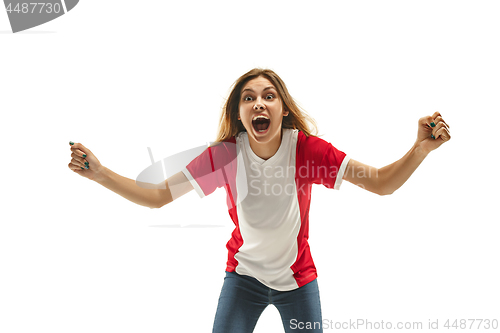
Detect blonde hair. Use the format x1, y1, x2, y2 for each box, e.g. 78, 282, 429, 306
215, 68, 318, 143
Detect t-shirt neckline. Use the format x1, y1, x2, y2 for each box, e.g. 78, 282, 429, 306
239, 129, 292, 166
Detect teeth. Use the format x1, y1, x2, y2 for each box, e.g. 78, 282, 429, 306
253, 115, 269, 121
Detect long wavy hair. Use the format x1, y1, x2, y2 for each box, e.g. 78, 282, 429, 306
214, 68, 318, 143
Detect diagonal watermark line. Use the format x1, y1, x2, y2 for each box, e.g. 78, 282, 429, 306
60, 0, 67, 13
147, 147, 155, 164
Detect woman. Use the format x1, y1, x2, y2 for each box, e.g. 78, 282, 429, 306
68, 68, 451, 332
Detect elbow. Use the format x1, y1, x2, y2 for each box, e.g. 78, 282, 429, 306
150, 202, 161, 209
374, 175, 397, 196
150, 200, 163, 209
378, 190, 394, 196
152, 202, 163, 209
154, 197, 173, 209
376, 184, 396, 196
154, 188, 174, 209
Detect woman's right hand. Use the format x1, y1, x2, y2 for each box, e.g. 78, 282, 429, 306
68, 141, 104, 181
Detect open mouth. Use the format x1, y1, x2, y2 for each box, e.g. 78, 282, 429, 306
252, 115, 270, 133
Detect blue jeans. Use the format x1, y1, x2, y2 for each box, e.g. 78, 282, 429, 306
212, 271, 323, 333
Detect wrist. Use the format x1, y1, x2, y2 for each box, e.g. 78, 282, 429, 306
93, 165, 109, 184
413, 141, 430, 159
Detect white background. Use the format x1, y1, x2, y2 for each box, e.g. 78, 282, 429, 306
1, 1, 499, 332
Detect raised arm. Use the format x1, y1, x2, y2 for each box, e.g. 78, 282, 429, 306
342, 112, 451, 195
69, 142, 193, 209
343, 147, 427, 195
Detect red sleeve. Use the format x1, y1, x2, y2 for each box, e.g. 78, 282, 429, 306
182, 138, 237, 198
296, 131, 350, 190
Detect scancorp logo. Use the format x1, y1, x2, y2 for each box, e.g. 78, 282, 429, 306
3, 0, 79, 33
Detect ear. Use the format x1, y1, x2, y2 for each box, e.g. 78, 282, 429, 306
283, 110, 289, 117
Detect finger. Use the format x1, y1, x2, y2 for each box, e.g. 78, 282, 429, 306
69, 142, 90, 167
71, 149, 87, 160
421, 115, 435, 129
70, 148, 86, 160
71, 152, 89, 169
431, 111, 441, 120
74, 142, 89, 154
434, 127, 451, 141
428, 115, 449, 132
69, 141, 78, 152
71, 157, 89, 169
430, 121, 444, 139
68, 161, 87, 171
431, 121, 448, 136
432, 116, 450, 129
70, 142, 90, 156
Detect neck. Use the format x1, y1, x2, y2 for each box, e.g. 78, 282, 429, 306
248, 129, 283, 160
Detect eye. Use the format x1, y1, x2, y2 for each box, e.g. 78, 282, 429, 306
266, 94, 275, 100
244, 95, 253, 101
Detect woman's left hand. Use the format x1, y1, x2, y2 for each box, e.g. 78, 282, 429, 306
415, 111, 451, 154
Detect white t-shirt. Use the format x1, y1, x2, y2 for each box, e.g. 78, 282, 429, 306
183, 128, 350, 291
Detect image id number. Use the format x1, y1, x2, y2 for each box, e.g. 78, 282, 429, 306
444, 319, 498, 330
6, 3, 62, 14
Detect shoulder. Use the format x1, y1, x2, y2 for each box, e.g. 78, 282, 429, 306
296, 131, 331, 152
295, 131, 348, 176
209, 136, 237, 163
296, 130, 347, 162
210, 135, 237, 150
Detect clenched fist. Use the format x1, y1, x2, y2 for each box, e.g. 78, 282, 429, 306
68, 141, 104, 181
416, 112, 451, 154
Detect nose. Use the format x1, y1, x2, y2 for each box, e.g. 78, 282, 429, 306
253, 98, 266, 110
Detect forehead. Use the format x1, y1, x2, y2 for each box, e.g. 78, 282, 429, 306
242, 76, 276, 91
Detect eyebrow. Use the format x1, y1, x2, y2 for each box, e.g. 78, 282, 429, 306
241, 86, 276, 94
